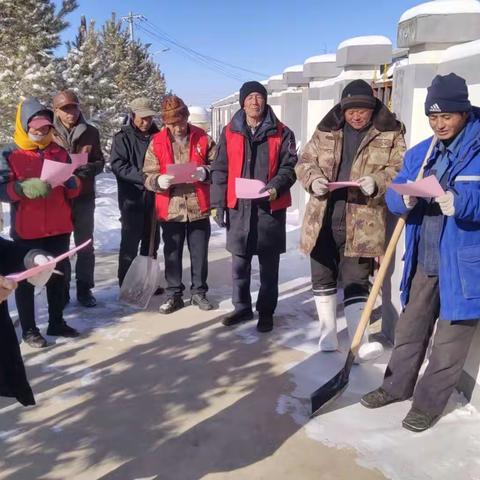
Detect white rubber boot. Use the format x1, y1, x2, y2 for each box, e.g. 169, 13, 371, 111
314, 294, 338, 351
344, 301, 383, 363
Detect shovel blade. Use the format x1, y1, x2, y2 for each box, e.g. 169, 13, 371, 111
310, 351, 355, 417
119, 255, 161, 309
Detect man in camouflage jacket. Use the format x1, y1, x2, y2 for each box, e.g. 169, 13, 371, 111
296, 80, 405, 359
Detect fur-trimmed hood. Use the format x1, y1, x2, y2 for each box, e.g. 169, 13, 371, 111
317, 99, 404, 133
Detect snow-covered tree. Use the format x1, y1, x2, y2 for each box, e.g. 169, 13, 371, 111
0, 0, 77, 142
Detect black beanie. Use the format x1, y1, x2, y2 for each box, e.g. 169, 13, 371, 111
340, 79, 376, 111
239, 81, 268, 108
425, 73, 471, 115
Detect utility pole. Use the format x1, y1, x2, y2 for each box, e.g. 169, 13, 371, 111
120, 12, 146, 42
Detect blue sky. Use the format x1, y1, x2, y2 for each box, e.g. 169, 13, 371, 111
56, 0, 421, 107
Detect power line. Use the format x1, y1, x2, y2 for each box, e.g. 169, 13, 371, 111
136, 23, 246, 81
144, 19, 268, 78
120, 12, 146, 42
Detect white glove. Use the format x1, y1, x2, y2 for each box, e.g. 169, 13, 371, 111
192, 166, 207, 182
358, 176, 376, 196
402, 195, 418, 210
157, 174, 174, 190
311, 177, 329, 196
435, 191, 455, 216
28, 254, 55, 288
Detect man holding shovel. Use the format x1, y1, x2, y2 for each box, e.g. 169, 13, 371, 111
361, 73, 480, 432
111, 97, 160, 288
296, 80, 405, 360
144, 95, 216, 314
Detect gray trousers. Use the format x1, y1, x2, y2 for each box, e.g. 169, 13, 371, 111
382, 265, 477, 416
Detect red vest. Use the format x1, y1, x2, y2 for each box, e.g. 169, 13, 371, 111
151, 125, 210, 221
224, 122, 291, 211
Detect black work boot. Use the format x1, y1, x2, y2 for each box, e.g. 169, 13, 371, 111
256, 312, 273, 332
77, 283, 96, 308
360, 387, 403, 409
47, 321, 80, 338
159, 296, 184, 314
221, 309, 253, 327
23, 329, 48, 348
402, 407, 438, 432
190, 293, 213, 311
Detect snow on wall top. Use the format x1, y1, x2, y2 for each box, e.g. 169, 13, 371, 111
304, 53, 336, 64
338, 35, 392, 50
442, 38, 480, 62
400, 0, 480, 23
283, 64, 304, 73
268, 74, 284, 81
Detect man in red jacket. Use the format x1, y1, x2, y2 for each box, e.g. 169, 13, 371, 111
0, 97, 81, 348
210, 81, 298, 332
144, 95, 216, 314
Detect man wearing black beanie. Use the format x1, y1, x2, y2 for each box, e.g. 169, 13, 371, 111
362, 73, 480, 433
211, 81, 297, 333
296, 79, 405, 362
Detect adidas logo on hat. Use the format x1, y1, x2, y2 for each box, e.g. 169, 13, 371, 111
429, 103, 441, 113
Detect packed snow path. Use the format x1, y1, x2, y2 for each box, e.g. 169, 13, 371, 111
0, 175, 479, 479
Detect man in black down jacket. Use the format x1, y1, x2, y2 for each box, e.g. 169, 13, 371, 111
211, 81, 298, 333
110, 97, 161, 286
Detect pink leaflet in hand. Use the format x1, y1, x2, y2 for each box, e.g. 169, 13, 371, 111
40, 159, 76, 187
389, 175, 445, 198
6, 239, 92, 282
327, 181, 361, 191
235, 178, 270, 199
166, 163, 198, 184
70, 152, 88, 168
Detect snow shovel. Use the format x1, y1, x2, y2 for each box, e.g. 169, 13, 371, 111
310, 136, 438, 417
119, 206, 161, 309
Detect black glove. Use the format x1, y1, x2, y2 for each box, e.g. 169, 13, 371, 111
74, 163, 97, 179
214, 207, 227, 228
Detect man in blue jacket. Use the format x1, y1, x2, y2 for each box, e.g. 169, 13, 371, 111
361, 73, 480, 432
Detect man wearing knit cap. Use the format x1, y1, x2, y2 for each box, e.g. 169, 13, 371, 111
362, 73, 480, 432
211, 80, 297, 333
296, 79, 405, 361
110, 97, 160, 287
144, 95, 216, 314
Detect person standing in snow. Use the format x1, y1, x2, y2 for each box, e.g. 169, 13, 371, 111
0, 237, 56, 406
296, 80, 405, 360
144, 95, 216, 314
52, 90, 104, 308
362, 73, 480, 432
210, 81, 297, 333
0, 97, 81, 348
110, 97, 160, 288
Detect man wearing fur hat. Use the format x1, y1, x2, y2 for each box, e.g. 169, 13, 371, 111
296, 80, 405, 360
211, 81, 298, 333
362, 73, 480, 432
144, 95, 216, 314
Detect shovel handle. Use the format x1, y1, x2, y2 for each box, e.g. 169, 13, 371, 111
148, 199, 158, 258
350, 135, 438, 354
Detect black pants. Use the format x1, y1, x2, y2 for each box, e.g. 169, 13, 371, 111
310, 223, 371, 303
232, 251, 280, 314
65, 196, 95, 290
161, 218, 210, 298
15, 234, 70, 335
382, 265, 477, 416
118, 195, 160, 286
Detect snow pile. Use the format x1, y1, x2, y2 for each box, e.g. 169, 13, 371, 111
338, 36, 392, 50
399, 0, 480, 23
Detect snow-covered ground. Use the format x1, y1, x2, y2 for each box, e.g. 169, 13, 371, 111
2, 174, 480, 479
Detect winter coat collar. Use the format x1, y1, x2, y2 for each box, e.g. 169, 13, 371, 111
53, 113, 88, 147
229, 105, 279, 140
317, 99, 403, 133
122, 120, 159, 140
